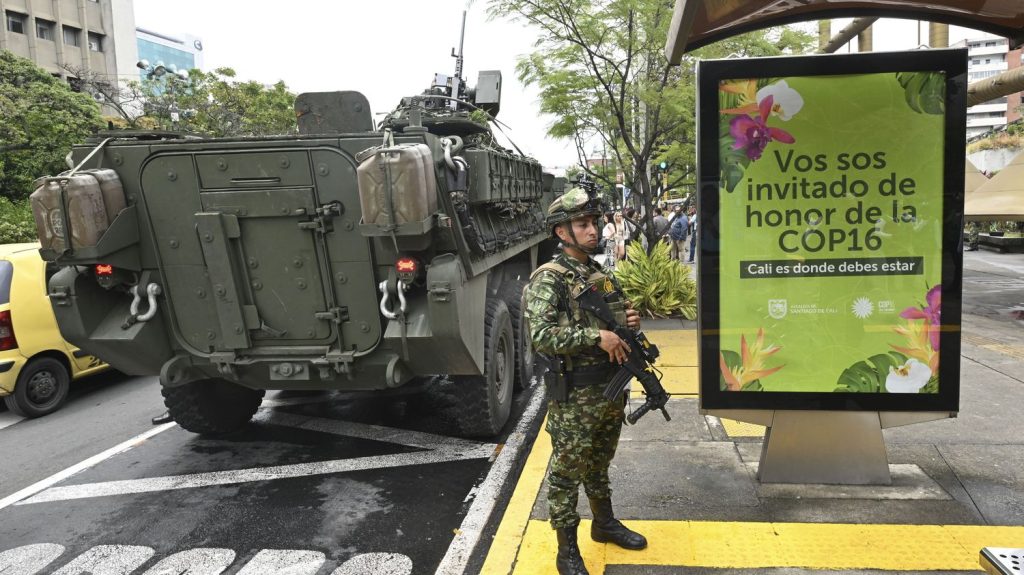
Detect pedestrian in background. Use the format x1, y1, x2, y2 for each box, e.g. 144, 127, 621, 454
652, 208, 670, 242
604, 212, 627, 262
524, 188, 648, 575
668, 208, 689, 263
686, 206, 698, 264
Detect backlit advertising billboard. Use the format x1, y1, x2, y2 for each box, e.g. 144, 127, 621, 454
697, 50, 965, 412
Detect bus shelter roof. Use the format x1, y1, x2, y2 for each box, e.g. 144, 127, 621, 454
965, 151, 1024, 221
667, 1, 1024, 62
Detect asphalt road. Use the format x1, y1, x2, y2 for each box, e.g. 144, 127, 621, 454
0, 374, 544, 575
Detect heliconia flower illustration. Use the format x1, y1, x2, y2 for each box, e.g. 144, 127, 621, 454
891, 315, 939, 375
729, 95, 796, 161
900, 285, 941, 351
885, 358, 932, 393
721, 80, 804, 121
720, 328, 784, 391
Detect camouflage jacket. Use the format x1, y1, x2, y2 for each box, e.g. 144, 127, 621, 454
523, 252, 626, 369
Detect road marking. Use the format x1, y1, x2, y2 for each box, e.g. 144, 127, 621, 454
0, 422, 177, 511
480, 406, 553, 575
434, 385, 546, 575
0, 411, 24, 431
510, 519, 1024, 573
18, 441, 496, 505
51, 544, 155, 575
235, 550, 324, 575
140, 548, 235, 575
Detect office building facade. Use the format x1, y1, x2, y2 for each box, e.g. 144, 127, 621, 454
136, 26, 203, 79
1, 0, 137, 85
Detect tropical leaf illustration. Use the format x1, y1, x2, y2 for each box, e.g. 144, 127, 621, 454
896, 72, 945, 115
719, 351, 765, 391
834, 351, 908, 393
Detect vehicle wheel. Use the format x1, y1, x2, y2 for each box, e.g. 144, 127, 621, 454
161, 378, 265, 435
4, 357, 70, 418
499, 280, 537, 390
450, 298, 514, 437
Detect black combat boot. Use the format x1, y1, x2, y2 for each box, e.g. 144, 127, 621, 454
589, 498, 647, 550
555, 525, 590, 575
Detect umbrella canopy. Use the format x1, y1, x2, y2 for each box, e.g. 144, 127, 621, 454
964, 159, 988, 195
965, 151, 1024, 221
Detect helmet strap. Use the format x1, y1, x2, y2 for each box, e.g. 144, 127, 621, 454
558, 219, 597, 256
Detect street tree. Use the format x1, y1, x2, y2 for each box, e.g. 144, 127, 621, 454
144, 67, 297, 137
488, 0, 813, 240
0, 51, 103, 201
65, 65, 297, 137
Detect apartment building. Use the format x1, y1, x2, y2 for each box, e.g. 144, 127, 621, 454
955, 33, 1023, 139
0, 0, 137, 86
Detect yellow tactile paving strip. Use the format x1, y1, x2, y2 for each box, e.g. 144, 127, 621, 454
963, 332, 1024, 361
509, 519, 1024, 574
630, 329, 699, 398
482, 326, 1024, 574
720, 418, 766, 438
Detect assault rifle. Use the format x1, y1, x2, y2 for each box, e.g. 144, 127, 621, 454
575, 284, 671, 424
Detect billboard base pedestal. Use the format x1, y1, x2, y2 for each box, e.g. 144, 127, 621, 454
758, 410, 891, 485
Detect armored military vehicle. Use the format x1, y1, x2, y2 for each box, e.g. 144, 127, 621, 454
35, 33, 562, 437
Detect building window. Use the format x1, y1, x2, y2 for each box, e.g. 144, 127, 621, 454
87, 32, 103, 52
63, 26, 80, 47
6, 11, 26, 34
972, 59, 981, 65
36, 19, 55, 41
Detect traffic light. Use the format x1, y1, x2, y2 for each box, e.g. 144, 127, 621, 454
658, 161, 668, 171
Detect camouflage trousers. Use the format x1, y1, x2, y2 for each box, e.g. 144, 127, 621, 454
967, 223, 980, 251
546, 384, 624, 529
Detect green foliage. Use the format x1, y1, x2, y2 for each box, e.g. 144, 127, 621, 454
834, 351, 907, 393
896, 72, 944, 115
141, 67, 297, 137
489, 0, 813, 231
0, 197, 37, 244
614, 241, 696, 319
0, 50, 103, 200
966, 132, 1024, 153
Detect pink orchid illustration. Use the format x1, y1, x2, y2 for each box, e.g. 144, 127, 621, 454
728, 95, 795, 161
900, 285, 941, 351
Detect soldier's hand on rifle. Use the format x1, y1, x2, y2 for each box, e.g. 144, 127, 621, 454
625, 308, 641, 330
599, 329, 631, 364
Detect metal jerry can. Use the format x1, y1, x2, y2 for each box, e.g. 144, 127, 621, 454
356, 143, 437, 228
30, 171, 121, 253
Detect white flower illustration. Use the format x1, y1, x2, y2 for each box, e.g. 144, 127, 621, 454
756, 80, 804, 121
885, 359, 932, 393
851, 297, 874, 319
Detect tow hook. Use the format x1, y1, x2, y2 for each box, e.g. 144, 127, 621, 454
378, 279, 408, 320
122, 283, 162, 329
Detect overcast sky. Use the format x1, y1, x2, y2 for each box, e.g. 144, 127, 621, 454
132, 1, 989, 172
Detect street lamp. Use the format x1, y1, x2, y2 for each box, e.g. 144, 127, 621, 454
137, 59, 189, 130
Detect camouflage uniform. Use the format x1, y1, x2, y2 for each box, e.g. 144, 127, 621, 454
967, 222, 980, 251
524, 251, 625, 529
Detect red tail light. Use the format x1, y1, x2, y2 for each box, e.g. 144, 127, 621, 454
396, 258, 418, 274
95, 264, 114, 276
0, 310, 17, 351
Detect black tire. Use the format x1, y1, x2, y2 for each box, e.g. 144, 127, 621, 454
499, 279, 537, 391
450, 298, 514, 437
4, 357, 70, 418
162, 378, 265, 435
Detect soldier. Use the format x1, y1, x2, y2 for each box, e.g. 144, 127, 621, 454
523, 188, 647, 575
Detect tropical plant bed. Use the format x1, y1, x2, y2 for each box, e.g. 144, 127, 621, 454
614, 241, 697, 319
979, 234, 1024, 253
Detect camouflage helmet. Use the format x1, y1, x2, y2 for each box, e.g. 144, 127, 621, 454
545, 187, 604, 230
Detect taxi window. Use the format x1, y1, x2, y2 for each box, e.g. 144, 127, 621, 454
0, 261, 11, 305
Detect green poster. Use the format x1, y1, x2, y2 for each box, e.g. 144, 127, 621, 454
717, 72, 945, 395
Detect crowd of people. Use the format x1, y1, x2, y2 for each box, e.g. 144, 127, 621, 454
600, 202, 697, 268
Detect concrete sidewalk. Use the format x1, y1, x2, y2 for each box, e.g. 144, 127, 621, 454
482, 252, 1024, 575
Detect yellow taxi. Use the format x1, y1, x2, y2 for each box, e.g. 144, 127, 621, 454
0, 243, 108, 417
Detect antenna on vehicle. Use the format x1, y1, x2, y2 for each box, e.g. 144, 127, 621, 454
448, 10, 468, 110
